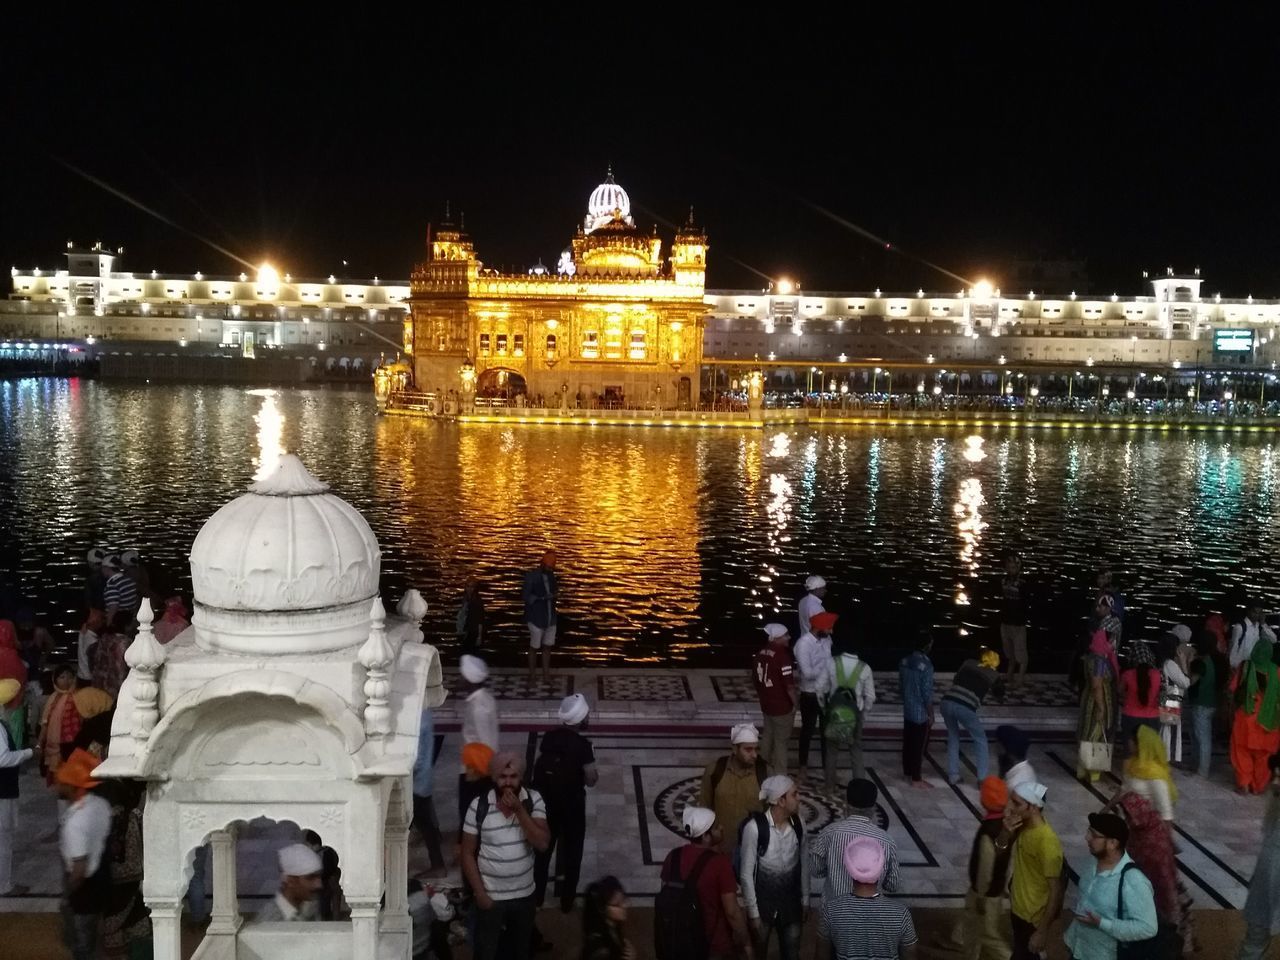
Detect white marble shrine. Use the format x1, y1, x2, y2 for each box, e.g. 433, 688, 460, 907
96, 453, 446, 960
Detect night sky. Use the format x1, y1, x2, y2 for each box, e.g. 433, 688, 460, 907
3, 16, 1276, 297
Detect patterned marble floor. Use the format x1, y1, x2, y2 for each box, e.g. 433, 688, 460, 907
4, 716, 1265, 918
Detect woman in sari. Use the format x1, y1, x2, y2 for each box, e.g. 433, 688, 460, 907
36, 665, 113, 785
1231, 639, 1280, 795
1117, 791, 1195, 956
1117, 725, 1178, 821
1076, 627, 1118, 781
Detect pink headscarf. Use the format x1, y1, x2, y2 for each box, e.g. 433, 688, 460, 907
153, 597, 190, 646
1089, 628, 1120, 680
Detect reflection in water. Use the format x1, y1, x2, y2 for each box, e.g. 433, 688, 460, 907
249, 389, 285, 480
4, 382, 1280, 668
954, 477, 987, 606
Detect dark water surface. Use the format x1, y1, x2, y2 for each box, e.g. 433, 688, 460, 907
2, 378, 1277, 670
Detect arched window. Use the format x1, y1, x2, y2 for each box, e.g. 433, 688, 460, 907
546, 334, 557, 358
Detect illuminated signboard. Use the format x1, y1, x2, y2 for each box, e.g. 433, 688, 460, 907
1214, 329, 1254, 353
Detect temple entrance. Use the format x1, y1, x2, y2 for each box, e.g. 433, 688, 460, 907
476, 367, 526, 401
677, 377, 692, 409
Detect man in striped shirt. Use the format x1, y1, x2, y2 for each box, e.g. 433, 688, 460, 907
811, 778, 901, 900
102, 555, 140, 623
461, 750, 550, 960
820, 836, 918, 960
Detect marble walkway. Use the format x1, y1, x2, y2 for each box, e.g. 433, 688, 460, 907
2, 668, 1266, 919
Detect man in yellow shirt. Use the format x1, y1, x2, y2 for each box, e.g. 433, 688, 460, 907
699, 724, 767, 855
1002, 781, 1063, 960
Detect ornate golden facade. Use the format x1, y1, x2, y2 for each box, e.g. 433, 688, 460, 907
405, 173, 707, 408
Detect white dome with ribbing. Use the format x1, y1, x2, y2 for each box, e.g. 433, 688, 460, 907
188, 454, 382, 654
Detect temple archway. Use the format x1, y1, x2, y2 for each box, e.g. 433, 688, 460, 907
476, 367, 527, 399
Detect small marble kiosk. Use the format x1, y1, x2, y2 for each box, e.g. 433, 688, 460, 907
96, 454, 445, 960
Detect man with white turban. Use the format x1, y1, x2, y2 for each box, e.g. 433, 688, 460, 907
532, 694, 599, 913
254, 842, 323, 922
1003, 781, 1064, 959
657, 807, 756, 960
754, 624, 796, 778
798, 575, 827, 636
699, 724, 766, 856
740, 775, 808, 958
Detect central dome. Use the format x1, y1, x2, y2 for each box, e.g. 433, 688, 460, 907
189, 454, 382, 655
585, 169, 633, 233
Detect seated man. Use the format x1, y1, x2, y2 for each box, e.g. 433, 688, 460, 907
253, 842, 323, 922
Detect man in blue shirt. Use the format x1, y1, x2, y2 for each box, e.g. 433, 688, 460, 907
411, 708, 447, 877
1064, 812, 1158, 960
898, 630, 935, 789
522, 550, 558, 685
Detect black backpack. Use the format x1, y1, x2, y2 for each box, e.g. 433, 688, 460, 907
735, 810, 803, 883
654, 848, 715, 960
1114, 862, 1169, 960
532, 739, 584, 803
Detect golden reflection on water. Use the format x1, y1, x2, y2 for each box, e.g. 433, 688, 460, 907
390, 422, 703, 662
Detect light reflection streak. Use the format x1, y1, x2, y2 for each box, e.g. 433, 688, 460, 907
953, 476, 987, 604
249, 388, 285, 480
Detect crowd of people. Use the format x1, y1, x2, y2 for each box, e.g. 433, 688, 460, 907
3, 545, 1280, 960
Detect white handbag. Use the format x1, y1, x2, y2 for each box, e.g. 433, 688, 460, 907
1079, 731, 1114, 773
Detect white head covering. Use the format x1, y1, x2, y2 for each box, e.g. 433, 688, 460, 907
429, 892, 454, 922
87, 547, 105, 566
120, 549, 140, 568
682, 805, 716, 839
762, 623, 789, 640
1013, 781, 1048, 808
730, 723, 760, 745
559, 693, 590, 726
1169, 624, 1192, 644
805, 575, 827, 591
759, 774, 795, 804
278, 842, 323, 877
460, 654, 488, 684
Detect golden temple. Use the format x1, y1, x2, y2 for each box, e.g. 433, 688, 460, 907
398, 171, 708, 410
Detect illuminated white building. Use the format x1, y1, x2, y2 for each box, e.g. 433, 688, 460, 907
2, 243, 407, 356
6, 244, 1278, 372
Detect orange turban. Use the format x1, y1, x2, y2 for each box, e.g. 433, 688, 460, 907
462, 742, 495, 777
979, 775, 1008, 814
56, 748, 103, 793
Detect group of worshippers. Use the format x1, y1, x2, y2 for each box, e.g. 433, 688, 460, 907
668, 772, 913, 960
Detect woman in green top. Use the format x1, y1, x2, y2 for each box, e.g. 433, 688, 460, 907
1186, 633, 1218, 778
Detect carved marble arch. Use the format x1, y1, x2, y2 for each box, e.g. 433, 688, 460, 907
139, 671, 366, 781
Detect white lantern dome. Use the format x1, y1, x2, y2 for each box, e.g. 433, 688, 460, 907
585, 168, 634, 233
188, 454, 382, 655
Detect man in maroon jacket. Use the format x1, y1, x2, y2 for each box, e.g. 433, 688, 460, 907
754, 623, 796, 777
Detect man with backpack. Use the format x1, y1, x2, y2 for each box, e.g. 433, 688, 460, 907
823, 636, 875, 794
700, 724, 768, 856
739, 775, 808, 960
655, 806, 756, 960
460, 751, 550, 960
1063, 812, 1158, 960
532, 693, 598, 913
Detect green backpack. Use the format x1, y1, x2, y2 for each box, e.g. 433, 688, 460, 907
824, 657, 866, 745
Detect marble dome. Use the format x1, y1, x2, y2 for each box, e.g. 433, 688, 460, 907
585, 169, 633, 233
189, 454, 382, 655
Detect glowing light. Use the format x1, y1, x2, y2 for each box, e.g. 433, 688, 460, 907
1029, 386, 1040, 397
932, 385, 942, 395
926, 354, 935, 363
1086, 356, 1095, 367
962, 435, 986, 463
768, 432, 791, 459
775, 278, 794, 295
970, 279, 994, 299
917, 382, 925, 393
1224, 390, 1234, 400
249, 389, 285, 480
